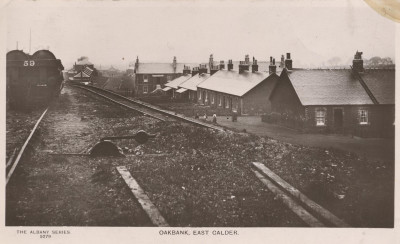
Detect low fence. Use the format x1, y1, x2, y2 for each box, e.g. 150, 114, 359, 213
261, 113, 305, 131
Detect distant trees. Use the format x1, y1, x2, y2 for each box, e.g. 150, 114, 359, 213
365, 56, 393, 66
324, 55, 394, 68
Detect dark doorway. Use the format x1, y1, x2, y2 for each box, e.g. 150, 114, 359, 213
333, 108, 343, 130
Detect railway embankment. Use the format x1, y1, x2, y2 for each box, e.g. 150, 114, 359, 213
6, 85, 393, 227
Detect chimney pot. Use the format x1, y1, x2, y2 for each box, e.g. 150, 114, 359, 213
245, 54, 250, 64
239, 57, 250, 74
219, 60, 225, 70
285, 53, 293, 70
269, 57, 277, 74
352, 51, 364, 73
183, 65, 191, 75
199, 64, 207, 75
228, 59, 233, 71
210, 65, 219, 75
252, 59, 258, 73
192, 67, 199, 76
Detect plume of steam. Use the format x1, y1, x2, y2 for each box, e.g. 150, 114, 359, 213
77, 56, 89, 61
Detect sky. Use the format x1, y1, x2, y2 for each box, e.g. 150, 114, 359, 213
4, 0, 396, 70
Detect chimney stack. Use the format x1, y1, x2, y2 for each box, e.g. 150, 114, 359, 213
228, 59, 233, 71
183, 65, 191, 75
209, 54, 214, 71
280, 55, 285, 68
210, 65, 219, 75
352, 51, 364, 73
239, 55, 250, 74
219, 60, 225, 70
252, 58, 258, 73
269, 57, 276, 74
173, 56, 177, 71
135, 56, 139, 70
285, 53, 292, 70
199, 64, 207, 75
192, 67, 199, 76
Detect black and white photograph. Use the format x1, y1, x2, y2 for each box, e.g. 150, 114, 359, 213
1, 0, 399, 243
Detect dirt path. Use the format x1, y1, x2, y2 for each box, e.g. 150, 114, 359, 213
215, 116, 394, 163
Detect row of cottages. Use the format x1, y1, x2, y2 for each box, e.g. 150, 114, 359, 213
268, 51, 395, 138
133, 56, 197, 97
195, 54, 285, 115
177, 64, 213, 101
164, 54, 276, 102
162, 65, 192, 98
164, 54, 219, 100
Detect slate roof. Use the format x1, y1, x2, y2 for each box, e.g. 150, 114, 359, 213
165, 74, 192, 89
197, 70, 276, 97
359, 69, 395, 105
286, 69, 374, 105
178, 73, 211, 91
135, 63, 197, 74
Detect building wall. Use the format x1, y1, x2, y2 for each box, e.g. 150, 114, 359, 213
268, 73, 394, 137
269, 73, 305, 119
196, 74, 278, 115
135, 73, 182, 96
242, 74, 279, 115
303, 105, 395, 137
197, 88, 241, 115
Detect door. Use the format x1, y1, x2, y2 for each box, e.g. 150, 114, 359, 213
333, 108, 343, 131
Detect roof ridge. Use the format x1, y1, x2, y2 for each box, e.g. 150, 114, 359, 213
351, 67, 379, 105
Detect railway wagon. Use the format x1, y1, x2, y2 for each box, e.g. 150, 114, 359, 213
6, 49, 64, 109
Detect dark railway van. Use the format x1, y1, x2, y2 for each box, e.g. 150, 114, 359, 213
6, 49, 64, 109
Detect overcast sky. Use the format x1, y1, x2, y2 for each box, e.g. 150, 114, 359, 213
5, 0, 396, 69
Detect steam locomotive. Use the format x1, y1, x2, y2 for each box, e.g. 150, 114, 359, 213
6, 49, 64, 109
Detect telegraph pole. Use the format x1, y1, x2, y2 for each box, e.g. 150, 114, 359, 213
29, 28, 31, 54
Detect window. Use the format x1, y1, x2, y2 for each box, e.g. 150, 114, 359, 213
219, 96, 222, 106
205, 91, 208, 103
143, 85, 148, 94
211, 93, 215, 104
199, 90, 202, 100
167, 75, 172, 81
359, 109, 368, 125
143, 75, 148, 83
315, 108, 326, 126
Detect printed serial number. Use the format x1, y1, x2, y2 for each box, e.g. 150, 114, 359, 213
40, 235, 51, 238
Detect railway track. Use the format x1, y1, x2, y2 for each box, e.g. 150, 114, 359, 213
6, 108, 49, 185
71, 83, 224, 131
6, 85, 352, 227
